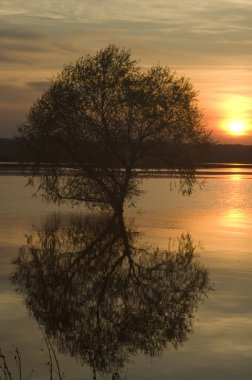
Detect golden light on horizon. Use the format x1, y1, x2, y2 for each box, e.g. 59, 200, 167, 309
226, 120, 247, 136
218, 94, 251, 139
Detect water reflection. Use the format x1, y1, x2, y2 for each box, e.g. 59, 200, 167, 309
219, 209, 248, 235
12, 213, 211, 378
230, 174, 242, 181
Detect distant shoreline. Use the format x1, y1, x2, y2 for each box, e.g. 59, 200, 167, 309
1, 138, 252, 164
1, 162, 252, 177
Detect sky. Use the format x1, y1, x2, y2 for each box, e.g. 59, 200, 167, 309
0, 0, 252, 144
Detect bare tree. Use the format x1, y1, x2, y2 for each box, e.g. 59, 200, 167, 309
17, 45, 211, 214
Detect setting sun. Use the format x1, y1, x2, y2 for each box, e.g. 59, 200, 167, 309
228, 120, 246, 136
218, 94, 252, 140
220, 118, 248, 137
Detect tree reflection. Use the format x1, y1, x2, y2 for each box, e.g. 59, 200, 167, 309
12, 213, 211, 378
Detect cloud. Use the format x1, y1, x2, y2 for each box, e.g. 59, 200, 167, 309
0, 85, 25, 102
0, 51, 33, 64
0, 1, 252, 139
1, 1, 252, 67
1, 1, 252, 32
27, 81, 49, 91
0, 29, 41, 40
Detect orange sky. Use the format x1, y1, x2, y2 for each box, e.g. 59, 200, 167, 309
0, 0, 252, 144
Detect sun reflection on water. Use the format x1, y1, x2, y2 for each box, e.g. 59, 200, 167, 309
230, 174, 242, 181
221, 209, 246, 231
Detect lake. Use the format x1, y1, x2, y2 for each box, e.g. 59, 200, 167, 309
1, 167, 252, 379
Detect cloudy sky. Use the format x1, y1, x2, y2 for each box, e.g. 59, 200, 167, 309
1, 0, 252, 143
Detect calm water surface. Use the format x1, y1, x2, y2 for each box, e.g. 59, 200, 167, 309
0, 169, 252, 379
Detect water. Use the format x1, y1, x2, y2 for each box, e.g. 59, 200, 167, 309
0, 170, 252, 379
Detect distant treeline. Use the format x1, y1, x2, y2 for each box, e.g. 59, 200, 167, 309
203, 144, 252, 163
0, 138, 252, 164
0, 138, 17, 161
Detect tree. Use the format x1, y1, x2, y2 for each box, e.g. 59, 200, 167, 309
17, 45, 211, 214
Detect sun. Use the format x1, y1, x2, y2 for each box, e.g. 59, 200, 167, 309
218, 94, 251, 138
228, 120, 246, 136
221, 118, 247, 137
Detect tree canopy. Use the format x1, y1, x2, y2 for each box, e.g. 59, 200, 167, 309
17, 45, 211, 213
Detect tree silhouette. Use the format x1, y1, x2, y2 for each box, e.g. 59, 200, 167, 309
12, 213, 211, 378
17, 45, 211, 214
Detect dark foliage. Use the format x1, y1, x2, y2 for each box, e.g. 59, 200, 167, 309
16, 45, 211, 212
